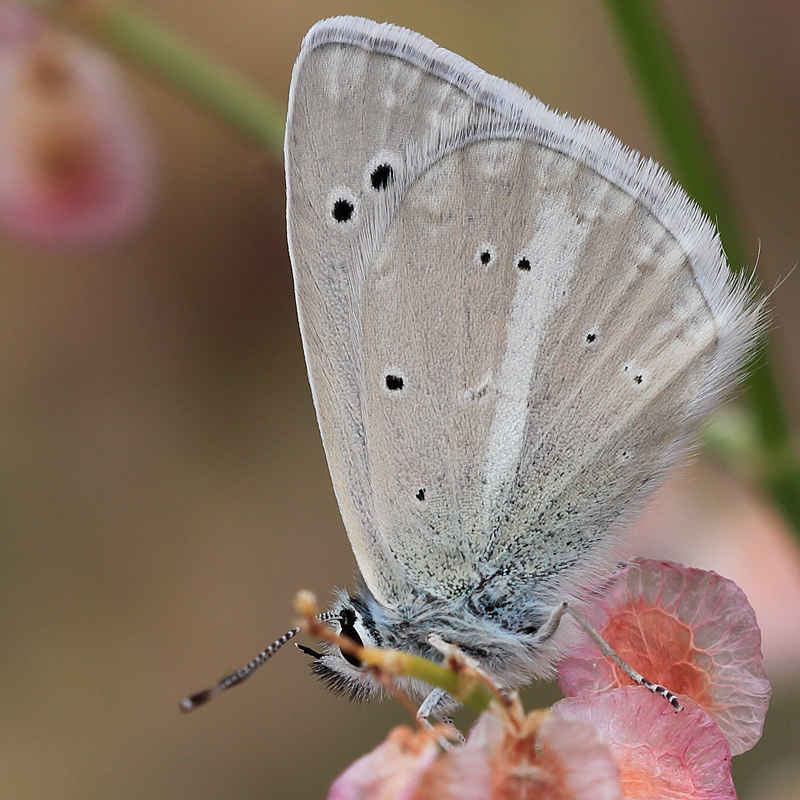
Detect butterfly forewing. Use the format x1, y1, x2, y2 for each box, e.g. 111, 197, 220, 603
286, 22, 509, 605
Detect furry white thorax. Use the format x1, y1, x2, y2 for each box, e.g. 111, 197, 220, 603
308, 584, 583, 716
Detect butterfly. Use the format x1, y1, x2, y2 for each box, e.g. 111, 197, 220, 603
183, 16, 760, 719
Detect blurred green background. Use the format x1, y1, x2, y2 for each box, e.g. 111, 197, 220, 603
1, 1, 798, 798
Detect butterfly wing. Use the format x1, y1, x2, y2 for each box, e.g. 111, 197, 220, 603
286, 17, 514, 606
285, 17, 760, 613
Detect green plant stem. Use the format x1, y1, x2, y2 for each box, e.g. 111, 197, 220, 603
604, 0, 800, 536
389, 652, 496, 714
35, 0, 285, 156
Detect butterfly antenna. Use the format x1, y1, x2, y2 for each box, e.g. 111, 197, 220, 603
180, 610, 339, 712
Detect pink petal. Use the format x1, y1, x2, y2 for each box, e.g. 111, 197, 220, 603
424, 712, 496, 800
326, 725, 441, 800
429, 710, 621, 800
326, 710, 622, 800
0, 19, 156, 248
553, 687, 737, 800
628, 466, 800, 683
558, 559, 770, 755
534, 713, 623, 800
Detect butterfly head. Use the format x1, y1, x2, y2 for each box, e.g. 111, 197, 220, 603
297, 590, 389, 703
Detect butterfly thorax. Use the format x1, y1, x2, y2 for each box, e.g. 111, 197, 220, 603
306, 581, 580, 713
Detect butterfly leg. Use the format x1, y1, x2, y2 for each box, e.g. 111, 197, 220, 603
532, 601, 569, 643
565, 604, 682, 711
416, 689, 466, 746
416, 687, 451, 722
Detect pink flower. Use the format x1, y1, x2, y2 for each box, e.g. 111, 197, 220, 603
326, 710, 623, 800
558, 559, 771, 755
444, 711, 622, 800
0, 4, 156, 248
326, 560, 769, 797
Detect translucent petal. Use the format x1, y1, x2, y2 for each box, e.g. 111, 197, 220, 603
553, 687, 737, 800
558, 559, 771, 755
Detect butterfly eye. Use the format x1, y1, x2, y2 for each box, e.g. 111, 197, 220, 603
339, 609, 364, 668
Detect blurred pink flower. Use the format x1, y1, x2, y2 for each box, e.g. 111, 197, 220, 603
0, 1, 41, 44
0, 3, 156, 248
557, 558, 771, 755
553, 687, 737, 800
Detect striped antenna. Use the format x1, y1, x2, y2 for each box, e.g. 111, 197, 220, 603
180, 610, 339, 712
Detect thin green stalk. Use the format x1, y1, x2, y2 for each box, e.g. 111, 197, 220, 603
33, 0, 285, 156
380, 651, 497, 714
604, 0, 800, 536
